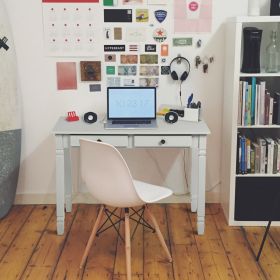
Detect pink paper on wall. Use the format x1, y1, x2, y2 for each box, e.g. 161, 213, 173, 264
174, 0, 212, 33
56, 62, 77, 90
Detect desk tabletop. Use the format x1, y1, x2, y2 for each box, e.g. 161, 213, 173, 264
53, 117, 210, 136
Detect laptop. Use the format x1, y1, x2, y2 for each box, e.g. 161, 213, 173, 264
105, 87, 157, 129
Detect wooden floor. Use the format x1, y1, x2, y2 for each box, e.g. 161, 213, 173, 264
0, 204, 279, 280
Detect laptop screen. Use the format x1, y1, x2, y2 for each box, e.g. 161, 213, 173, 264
107, 87, 156, 120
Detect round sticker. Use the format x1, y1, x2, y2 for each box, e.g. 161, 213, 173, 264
153, 28, 167, 43
189, 1, 199, 11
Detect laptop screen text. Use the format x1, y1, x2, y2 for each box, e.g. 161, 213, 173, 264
107, 87, 156, 120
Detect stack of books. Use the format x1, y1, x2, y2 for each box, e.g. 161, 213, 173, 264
238, 78, 280, 126
237, 134, 280, 174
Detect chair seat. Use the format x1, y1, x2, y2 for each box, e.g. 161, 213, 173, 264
133, 180, 173, 203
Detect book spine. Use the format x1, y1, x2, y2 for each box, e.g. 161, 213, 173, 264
269, 97, 274, 125
255, 144, 260, 173
273, 142, 278, 174
247, 85, 252, 126
251, 77, 256, 125
241, 136, 246, 174
246, 138, 251, 173
238, 81, 243, 126
242, 82, 247, 126
264, 91, 270, 125
260, 81, 266, 125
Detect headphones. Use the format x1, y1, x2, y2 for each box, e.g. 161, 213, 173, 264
169, 56, 191, 82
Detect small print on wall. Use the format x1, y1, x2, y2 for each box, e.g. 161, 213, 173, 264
174, 0, 212, 33
56, 62, 77, 91
123, 0, 143, 4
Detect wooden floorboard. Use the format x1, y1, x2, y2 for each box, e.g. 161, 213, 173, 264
0, 203, 279, 279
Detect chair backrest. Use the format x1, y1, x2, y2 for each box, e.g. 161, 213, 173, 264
79, 139, 143, 207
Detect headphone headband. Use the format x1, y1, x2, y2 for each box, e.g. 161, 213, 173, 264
169, 56, 191, 82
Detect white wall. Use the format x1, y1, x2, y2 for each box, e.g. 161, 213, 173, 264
3, 0, 270, 201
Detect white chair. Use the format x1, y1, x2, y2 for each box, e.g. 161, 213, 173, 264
79, 139, 173, 280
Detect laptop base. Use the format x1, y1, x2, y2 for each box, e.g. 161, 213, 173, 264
104, 120, 157, 129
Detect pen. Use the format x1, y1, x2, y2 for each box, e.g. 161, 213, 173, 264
187, 93, 193, 108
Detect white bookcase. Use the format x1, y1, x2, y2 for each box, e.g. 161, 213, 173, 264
221, 16, 280, 226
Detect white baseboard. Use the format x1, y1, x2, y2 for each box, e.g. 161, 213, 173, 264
14, 191, 220, 205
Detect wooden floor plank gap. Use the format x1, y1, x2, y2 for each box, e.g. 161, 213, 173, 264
209, 205, 238, 280
18, 206, 56, 280
0, 205, 35, 263
49, 204, 80, 280
186, 207, 207, 280
164, 204, 176, 280
240, 226, 269, 280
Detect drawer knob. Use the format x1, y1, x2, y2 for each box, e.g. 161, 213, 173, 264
97, 139, 102, 142
160, 139, 166, 145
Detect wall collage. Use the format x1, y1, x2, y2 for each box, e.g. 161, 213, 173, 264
42, 0, 212, 92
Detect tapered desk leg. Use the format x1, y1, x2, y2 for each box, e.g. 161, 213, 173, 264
64, 140, 72, 213
197, 136, 207, 235
56, 136, 65, 235
190, 137, 199, 213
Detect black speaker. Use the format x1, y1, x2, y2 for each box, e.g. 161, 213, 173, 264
84, 112, 97, 124
241, 27, 262, 73
270, 0, 280, 15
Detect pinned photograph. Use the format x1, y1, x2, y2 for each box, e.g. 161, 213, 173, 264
161, 44, 169, 56
139, 78, 159, 87
123, 0, 143, 4
123, 78, 136, 86
140, 54, 158, 64
118, 65, 137, 76
107, 77, 121, 87
80, 61, 101, 81
136, 9, 149, 22
114, 27, 122, 40
140, 66, 159, 76
126, 27, 147, 42
161, 66, 170, 75
121, 55, 138, 64
105, 54, 116, 62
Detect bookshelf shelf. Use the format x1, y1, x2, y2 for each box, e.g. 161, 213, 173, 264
239, 72, 280, 77
236, 174, 280, 177
237, 125, 280, 128
221, 17, 280, 227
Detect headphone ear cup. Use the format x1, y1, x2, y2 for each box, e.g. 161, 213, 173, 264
171, 70, 179, 80
180, 71, 188, 81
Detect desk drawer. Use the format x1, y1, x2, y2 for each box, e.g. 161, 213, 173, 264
134, 135, 192, 147
71, 135, 128, 147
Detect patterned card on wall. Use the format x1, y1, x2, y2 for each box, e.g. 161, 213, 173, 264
42, 0, 102, 56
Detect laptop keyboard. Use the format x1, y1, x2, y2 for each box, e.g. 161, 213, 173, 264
112, 120, 152, 125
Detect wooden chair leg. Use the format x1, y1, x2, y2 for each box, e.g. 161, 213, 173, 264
124, 208, 132, 280
146, 205, 172, 262
80, 205, 105, 269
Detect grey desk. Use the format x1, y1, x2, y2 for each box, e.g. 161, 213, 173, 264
53, 117, 210, 235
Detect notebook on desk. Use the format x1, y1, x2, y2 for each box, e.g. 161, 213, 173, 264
104, 87, 157, 129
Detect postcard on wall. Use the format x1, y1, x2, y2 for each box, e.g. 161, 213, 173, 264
136, 9, 149, 22
80, 61, 101, 81
140, 54, 158, 64
120, 55, 138, 64
118, 66, 137, 76
104, 9, 132, 22
126, 27, 147, 42
114, 27, 122, 40
123, 78, 136, 86
140, 66, 159, 76
147, 0, 167, 4
123, 0, 143, 4
56, 62, 77, 90
174, 0, 212, 33
107, 77, 121, 87
105, 54, 116, 62
139, 78, 159, 87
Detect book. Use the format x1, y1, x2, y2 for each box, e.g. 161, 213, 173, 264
252, 142, 260, 173
251, 77, 256, 125
269, 97, 274, 125
273, 92, 280, 125
259, 81, 266, 125
238, 81, 243, 125
246, 138, 251, 172
258, 138, 267, 173
273, 141, 278, 174
241, 136, 246, 174
264, 91, 270, 125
